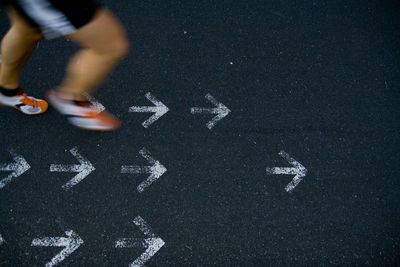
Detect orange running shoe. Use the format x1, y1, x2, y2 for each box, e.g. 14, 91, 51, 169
47, 90, 121, 131
0, 88, 48, 115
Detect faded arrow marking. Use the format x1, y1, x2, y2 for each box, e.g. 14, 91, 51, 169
129, 92, 169, 128
0, 233, 4, 245
190, 93, 231, 129
115, 216, 165, 267
31, 230, 83, 267
0, 150, 30, 189
121, 148, 167, 193
266, 150, 308, 193
50, 147, 95, 190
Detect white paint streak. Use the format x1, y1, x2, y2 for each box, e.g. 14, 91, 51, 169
266, 150, 307, 193
133, 216, 156, 238
190, 93, 231, 129
0, 150, 30, 189
0, 233, 4, 245
50, 147, 95, 190
121, 148, 166, 193
31, 230, 83, 267
114, 216, 165, 267
129, 92, 169, 128
83, 93, 105, 113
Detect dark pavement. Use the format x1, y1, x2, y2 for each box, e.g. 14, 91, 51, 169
1, 0, 400, 266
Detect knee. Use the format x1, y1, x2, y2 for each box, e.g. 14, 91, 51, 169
114, 36, 130, 59
104, 35, 130, 61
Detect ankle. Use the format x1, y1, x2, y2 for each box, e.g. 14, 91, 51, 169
0, 83, 20, 90
56, 88, 87, 102
0, 86, 23, 96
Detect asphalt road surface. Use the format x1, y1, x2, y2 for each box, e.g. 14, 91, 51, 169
1, 0, 400, 266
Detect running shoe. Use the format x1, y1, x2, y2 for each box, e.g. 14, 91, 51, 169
47, 90, 121, 131
0, 88, 48, 115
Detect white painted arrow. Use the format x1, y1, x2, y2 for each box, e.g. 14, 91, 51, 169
31, 230, 83, 267
0, 150, 30, 189
50, 147, 95, 190
121, 148, 166, 193
266, 151, 308, 193
190, 93, 231, 129
115, 216, 165, 267
129, 92, 169, 128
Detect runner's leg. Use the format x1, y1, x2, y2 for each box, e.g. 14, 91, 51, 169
0, 7, 47, 115
0, 8, 43, 89
56, 8, 129, 101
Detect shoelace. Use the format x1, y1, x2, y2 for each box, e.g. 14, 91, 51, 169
20, 95, 39, 108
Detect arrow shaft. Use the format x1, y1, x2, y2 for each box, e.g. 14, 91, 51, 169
50, 164, 82, 172
129, 107, 168, 128
129, 106, 159, 113
31, 237, 70, 247
266, 167, 298, 175
115, 238, 145, 248
121, 166, 152, 174
0, 163, 19, 171
190, 107, 220, 114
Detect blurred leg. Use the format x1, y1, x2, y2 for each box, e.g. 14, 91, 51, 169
0, 8, 43, 89
56, 8, 129, 101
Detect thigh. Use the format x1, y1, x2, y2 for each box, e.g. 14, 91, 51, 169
67, 8, 128, 54
4, 7, 43, 41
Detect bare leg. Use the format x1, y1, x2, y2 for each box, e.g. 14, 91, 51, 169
0, 8, 43, 89
56, 8, 129, 101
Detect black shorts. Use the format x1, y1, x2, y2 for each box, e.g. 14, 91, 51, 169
3, 0, 102, 39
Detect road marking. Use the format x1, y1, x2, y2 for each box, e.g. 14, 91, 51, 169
0, 150, 30, 189
190, 93, 231, 129
31, 230, 83, 267
50, 147, 95, 190
129, 92, 169, 128
266, 151, 308, 193
121, 148, 166, 193
0, 233, 4, 245
115, 216, 165, 267
83, 93, 105, 113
